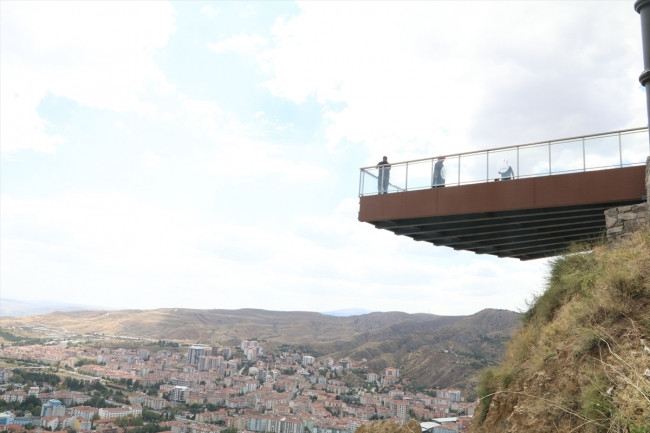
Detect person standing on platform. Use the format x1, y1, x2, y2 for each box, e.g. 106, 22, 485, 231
433, 156, 446, 187
377, 156, 391, 194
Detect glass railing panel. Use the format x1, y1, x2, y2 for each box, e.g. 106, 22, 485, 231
359, 169, 380, 196
621, 129, 650, 166
405, 159, 434, 191
358, 128, 648, 197
584, 134, 620, 170
488, 148, 519, 181
457, 153, 486, 185
550, 139, 584, 174
386, 163, 408, 192
518, 143, 550, 178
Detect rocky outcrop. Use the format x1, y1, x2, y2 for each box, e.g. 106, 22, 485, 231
605, 202, 649, 240
605, 156, 650, 241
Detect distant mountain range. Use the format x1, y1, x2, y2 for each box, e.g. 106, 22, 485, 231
0, 298, 370, 318
0, 306, 520, 397
0, 298, 112, 317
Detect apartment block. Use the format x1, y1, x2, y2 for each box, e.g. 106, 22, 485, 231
98, 405, 142, 419
187, 344, 211, 365
41, 399, 65, 417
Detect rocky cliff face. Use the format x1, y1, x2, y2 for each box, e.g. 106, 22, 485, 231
469, 227, 650, 432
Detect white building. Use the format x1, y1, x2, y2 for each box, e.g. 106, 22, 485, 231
98, 405, 142, 419
41, 399, 65, 417
171, 385, 189, 403
187, 344, 211, 365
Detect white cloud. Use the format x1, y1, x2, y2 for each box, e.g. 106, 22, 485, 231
260, 1, 644, 160
170, 94, 328, 182
0, 72, 65, 154
200, 5, 219, 20
207, 33, 268, 54
1, 191, 539, 314
1, 1, 176, 154
2, 1, 632, 317
143, 150, 161, 172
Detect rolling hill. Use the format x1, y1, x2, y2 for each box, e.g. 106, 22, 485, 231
0, 307, 519, 396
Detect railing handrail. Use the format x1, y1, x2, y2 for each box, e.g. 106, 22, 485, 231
359, 127, 649, 197
359, 126, 648, 170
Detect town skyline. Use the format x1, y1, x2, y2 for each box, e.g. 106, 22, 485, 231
0, 335, 477, 432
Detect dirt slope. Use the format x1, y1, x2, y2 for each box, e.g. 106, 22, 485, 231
470, 228, 650, 432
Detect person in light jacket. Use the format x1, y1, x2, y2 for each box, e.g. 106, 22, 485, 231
499, 160, 515, 180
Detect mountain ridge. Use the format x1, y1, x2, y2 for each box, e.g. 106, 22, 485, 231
0, 307, 520, 396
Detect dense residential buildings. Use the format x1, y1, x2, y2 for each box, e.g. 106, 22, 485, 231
187, 345, 212, 366
0, 338, 476, 433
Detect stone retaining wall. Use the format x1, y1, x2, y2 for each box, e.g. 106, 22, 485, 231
605, 156, 650, 241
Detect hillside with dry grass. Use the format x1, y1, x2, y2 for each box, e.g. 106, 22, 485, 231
469, 227, 650, 432
356, 419, 421, 433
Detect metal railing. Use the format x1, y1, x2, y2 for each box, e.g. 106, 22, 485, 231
359, 127, 650, 197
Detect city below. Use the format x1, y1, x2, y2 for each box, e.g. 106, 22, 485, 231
0, 337, 477, 433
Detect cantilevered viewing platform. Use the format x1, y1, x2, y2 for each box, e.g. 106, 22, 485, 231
358, 127, 650, 260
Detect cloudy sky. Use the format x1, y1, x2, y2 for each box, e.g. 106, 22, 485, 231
1, 1, 646, 316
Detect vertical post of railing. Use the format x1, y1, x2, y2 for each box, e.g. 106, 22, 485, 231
582, 137, 586, 172
516, 146, 520, 179
359, 169, 363, 197
486, 151, 490, 182
457, 155, 461, 186
618, 132, 623, 168
405, 161, 409, 191
548, 142, 552, 175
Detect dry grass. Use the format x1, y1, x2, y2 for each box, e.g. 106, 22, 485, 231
356, 419, 422, 433
471, 227, 650, 433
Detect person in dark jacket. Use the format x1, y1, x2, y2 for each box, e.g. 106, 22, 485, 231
377, 156, 391, 194
433, 156, 446, 187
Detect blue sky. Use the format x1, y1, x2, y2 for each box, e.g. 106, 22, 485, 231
1, 1, 646, 315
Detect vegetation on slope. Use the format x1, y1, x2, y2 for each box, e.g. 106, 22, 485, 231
471, 228, 650, 432
356, 419, 421, 433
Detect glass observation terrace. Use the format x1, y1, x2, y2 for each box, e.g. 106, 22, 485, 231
359, 127, 650, 197
358, 127, 650, 260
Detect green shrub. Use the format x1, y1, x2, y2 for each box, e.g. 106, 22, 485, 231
579, 372, 614, 430
475, 368, 497, 425
524, 250, 596, 324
